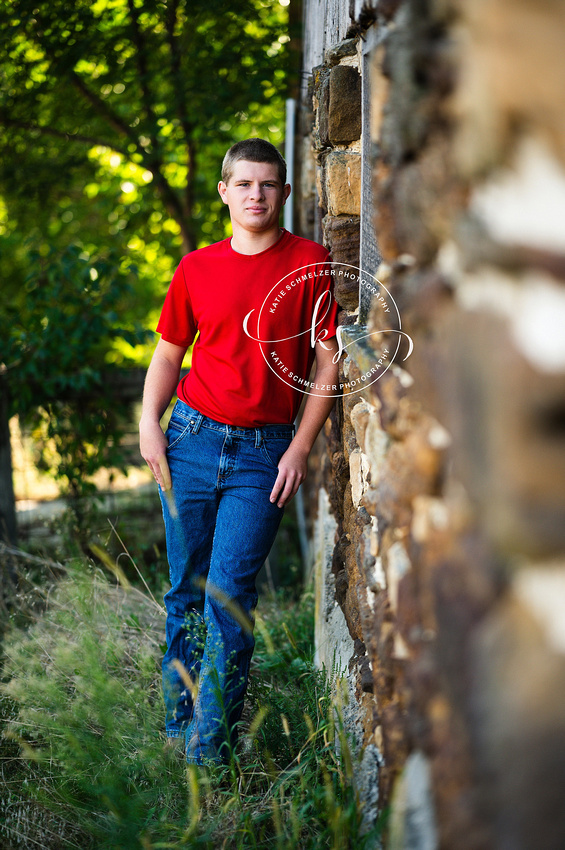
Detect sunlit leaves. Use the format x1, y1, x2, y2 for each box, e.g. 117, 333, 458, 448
0, 0, 290, 493
0, 0, 289, 264
0, 244, 152, 499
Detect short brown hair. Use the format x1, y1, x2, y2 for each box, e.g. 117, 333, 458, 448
221, 138, 287, 186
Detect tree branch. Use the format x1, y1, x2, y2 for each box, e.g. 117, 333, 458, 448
0, 111, 130, 158
0, 105, 194, 249
125, 0, 160, 145
124, 0, 194, 252
165, 0, 197, 224
70, 71, 140, 146
147, 165, 195, 253
165, 0, 195, 146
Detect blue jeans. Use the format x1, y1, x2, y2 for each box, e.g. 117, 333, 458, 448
159, 400, 293, 765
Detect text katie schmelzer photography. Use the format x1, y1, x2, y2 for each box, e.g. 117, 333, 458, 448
243, 262, 414, 397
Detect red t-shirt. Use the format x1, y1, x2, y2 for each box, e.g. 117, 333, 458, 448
157, 229, 339, 427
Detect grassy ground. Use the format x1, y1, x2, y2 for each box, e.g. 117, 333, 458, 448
4, 421, 381, 847
0, 552, 381, 849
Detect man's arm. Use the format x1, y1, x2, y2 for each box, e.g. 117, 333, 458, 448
139, 338, 187, 491
270, 337, 340, 508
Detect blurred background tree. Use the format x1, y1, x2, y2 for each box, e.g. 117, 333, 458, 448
0, 0, 291, 543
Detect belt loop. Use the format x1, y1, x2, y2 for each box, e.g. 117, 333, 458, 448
255, 428, 263, 448
191, 412, 203, 434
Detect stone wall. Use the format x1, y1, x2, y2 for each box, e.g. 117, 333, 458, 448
297, 1, 565, 847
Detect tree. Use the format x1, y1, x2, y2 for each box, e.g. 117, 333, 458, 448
0, 0, 290, 542
0, 243, 151, 546
0, 0, 289, 256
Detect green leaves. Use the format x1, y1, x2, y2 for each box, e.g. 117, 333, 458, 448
0, 244, 151, 504
2, 244, 146, 411
0, 0, 290, 523
0, 0, 289, 254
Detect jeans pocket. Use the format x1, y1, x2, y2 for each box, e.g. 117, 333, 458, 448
166, 415, 193, 451
260, 437, 292, 469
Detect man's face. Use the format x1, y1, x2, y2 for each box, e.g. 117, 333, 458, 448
218, 160, 291, 234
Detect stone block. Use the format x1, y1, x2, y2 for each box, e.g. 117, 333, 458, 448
349, 399, 374, 450
357, 519, 385, 593
325, 151, 361, 216
380, 698, 411, 798
440, 304, 565, 558
323, 214, 360, 270
389, 751, 438, 850
453, 0, 565, 177
329, 64, 362, 144
370, 43, 389, 143
364, 413, 447, 531
325, 37, 358, 67
349, 447, 370, 509
370, 364, 414, 435
470, 585, 565, 850
364, 415, 390, 487
315, 161, 327, 212
374, 136, 464, 265
312, 65, 330, 149
304, 0, 565, 839
386, 541, 411, 616
334, 274, 359, 312
332, 264, 359, 312
300, 135, 316, 202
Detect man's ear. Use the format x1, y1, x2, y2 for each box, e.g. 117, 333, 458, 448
282, 183, 291, 205
218, 181, 228, 204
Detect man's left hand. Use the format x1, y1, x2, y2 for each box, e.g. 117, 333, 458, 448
269, 443, 309, 508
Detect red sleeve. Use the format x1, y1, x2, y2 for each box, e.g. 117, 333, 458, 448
156, 258, 197, 346
314, 252, 340, 339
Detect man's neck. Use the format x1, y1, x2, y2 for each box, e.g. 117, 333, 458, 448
230, 225, 283, 256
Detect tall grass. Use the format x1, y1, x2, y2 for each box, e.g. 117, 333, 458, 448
0, 561, 380, 849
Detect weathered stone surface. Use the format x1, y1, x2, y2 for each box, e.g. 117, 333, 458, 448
323, 213, 360, 268
349, 447, 370, 509
453, 0, 565, 175
378, 0, 402, 22
315, 157, 327, 213
302, 0, 565, 845
389, 751, 438, 850
470, 585, 565, 850
334, 272, 359, 311
325, 151, 361, 216
299, 135, 316, 205
386, 540, 411, 616
329, 64, 362, 144
312, 65, 330, 149
325, 37, 358, 67
349, 399, 374, 449
356, 743, 382, 835
439, 305, 565, 558
380, 698, 411, 800
369, 43, 389, 144
369, 365, 413, 433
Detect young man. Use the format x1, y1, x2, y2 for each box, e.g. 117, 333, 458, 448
139, 138, 339, 765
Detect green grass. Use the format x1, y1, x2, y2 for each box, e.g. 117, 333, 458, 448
0, 560, 380, 849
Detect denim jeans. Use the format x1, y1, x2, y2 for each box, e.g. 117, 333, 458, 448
159, 400, 293, 765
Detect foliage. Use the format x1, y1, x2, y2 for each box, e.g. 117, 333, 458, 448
0, 0, 289, 262
0, 242, 150, 524
0, 0, 290, 506
0, 562, 381, 848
